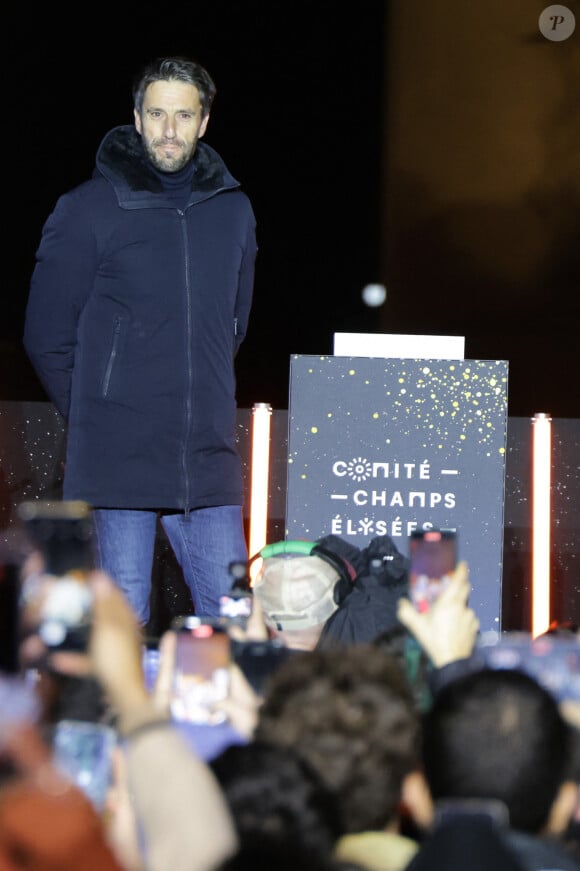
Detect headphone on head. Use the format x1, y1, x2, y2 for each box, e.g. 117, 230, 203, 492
250, 539, 355, 606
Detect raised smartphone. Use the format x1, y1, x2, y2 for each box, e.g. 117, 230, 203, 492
219, 560, 253, 626
52, 719, 117, 812
17, 500, 95, 651
409, 529, 457, 612
170, 617, 231, 725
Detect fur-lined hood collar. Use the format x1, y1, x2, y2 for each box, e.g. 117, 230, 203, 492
94, 125, 239, 204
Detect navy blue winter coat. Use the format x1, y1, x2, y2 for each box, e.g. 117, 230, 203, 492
23, 126, 257, 510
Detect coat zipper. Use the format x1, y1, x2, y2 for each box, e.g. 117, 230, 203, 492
180, 212, 192, 513
102, 316, 122, 397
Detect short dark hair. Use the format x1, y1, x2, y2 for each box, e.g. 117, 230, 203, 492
422, 667, 575, 833
210, 740, 344, 857
255, 645, 421, 833
132, 56, 216, 117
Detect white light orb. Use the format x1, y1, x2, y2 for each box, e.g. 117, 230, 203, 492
361, 283, 387, 307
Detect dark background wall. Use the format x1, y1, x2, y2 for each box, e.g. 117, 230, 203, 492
382, 0, 580, 419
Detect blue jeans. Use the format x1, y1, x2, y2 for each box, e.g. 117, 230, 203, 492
92, 506, 247, 625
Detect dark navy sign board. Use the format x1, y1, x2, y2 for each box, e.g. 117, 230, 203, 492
285, 355, 509, 632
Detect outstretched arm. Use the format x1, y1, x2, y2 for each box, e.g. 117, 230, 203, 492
88, 572, 238, 871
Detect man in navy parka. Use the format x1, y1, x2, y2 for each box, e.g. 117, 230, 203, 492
23, 56, 257, 625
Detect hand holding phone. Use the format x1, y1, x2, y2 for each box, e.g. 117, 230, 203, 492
219, 561, 253, 627
397, 558, 477, 669
17, 500, 95, 652
52, 719, 116, 812
170, 617, 231, 725
409, 529, 457, 613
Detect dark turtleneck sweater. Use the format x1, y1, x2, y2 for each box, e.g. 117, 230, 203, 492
150, 157, 196, 209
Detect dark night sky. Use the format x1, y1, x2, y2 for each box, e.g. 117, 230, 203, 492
6, 3, 387, 411
7, 4, 578, 418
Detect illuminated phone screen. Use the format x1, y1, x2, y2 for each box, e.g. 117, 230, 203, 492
171, 622, 230, 725
219, 593, 253, 620
17, 500, 95, 652
409, 530, 457, 612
